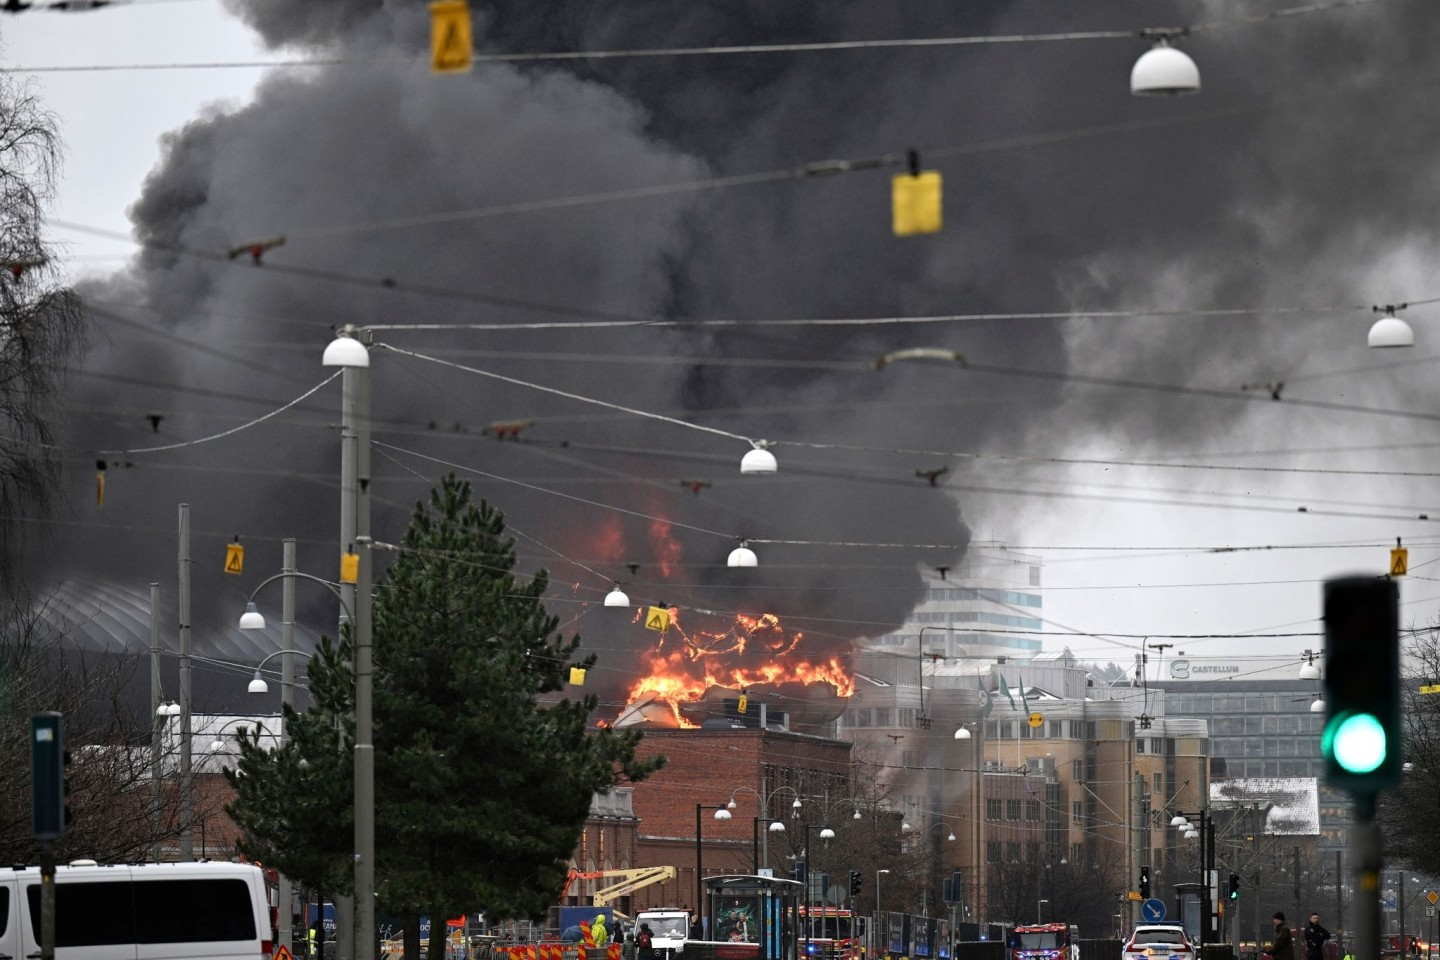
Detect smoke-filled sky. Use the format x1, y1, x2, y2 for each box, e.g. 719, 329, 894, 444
7, 0, 1440, 711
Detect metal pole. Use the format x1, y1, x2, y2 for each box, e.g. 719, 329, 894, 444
1401, 871, 1408, 953
178, 503, 193, 861
1353, 805, 1381, 960
1338, 850, 1344, 953
149, 582, 161, 861
695, 805, 704, 933
335, 344, 360, 960
277, 538, 297, 954
355, 347, 376, 960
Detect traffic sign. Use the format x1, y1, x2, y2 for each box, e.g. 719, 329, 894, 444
1392, 547, 1409, 576
1127, 891, 1142, 902
1429, 890, 1438, 906
1141, 899, 1167, 922
1028, 712, 1044, 729
645, 606, 671, 632
275, 947, 294, 960
429, 1, 473, 73
225, 541, 244, 575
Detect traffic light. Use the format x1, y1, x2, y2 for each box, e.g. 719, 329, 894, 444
793, 861, 807, 885
1139, 866, 1151, 899
1322, 577, 1403, 795
849, 871, 862, 896
1228, 874, 1240, 900
31, 712, 65, 840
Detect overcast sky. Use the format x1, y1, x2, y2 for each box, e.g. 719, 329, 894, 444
5, 0, 1440, 707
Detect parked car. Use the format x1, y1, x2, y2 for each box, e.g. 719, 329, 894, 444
1124, 924, 1196, 960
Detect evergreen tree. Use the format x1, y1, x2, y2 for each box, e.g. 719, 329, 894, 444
226, 475, 662, 960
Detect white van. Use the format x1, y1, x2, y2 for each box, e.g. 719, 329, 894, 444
0, 860, 272, 960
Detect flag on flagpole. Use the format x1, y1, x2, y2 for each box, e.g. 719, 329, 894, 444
979, 677, 993, 718
1018, 672, 1026, 707
998, 673, 1017, 710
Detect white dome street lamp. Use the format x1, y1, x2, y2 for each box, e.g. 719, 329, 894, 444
604, 584, 630, 607
728, 540, 759, 568
1369, 304, 1414, 348
1299, 650, 1321, 681
741, 443, 777, 475
1132, 30, 1200, 96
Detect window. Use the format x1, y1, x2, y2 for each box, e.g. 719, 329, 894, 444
1049, 721, 1064, 738
987, 841, 1001, 863
1072, 759, 1083, 780
1136, 739, 1146, 754
1027, 842, 1040, 863
1006, 799, 1022, 821
1006, 842, 1021, 863
25, 878, 257, 946
1030, 565, 1041, 585
1072, 802, 1084, 823
987, 798, 1003, 821
1026, 800, 1042, 821
874, 708, 891, 727
848, 709, 870, 728
1154, 772, 1163, 793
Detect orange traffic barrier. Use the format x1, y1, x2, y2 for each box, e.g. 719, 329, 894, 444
607, 944, 622, 960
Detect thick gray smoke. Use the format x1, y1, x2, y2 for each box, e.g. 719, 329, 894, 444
25, 0, 1440, 712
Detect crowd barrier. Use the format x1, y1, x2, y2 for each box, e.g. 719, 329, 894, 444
496, 943, 624, 960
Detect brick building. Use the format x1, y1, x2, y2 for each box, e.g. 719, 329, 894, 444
574, 726, 856, 915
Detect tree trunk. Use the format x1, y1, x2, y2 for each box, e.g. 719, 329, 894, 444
404, 912, 422, 960
426, 908, 449, 960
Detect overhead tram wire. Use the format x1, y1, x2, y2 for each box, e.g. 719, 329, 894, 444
3, 0, 1397, 72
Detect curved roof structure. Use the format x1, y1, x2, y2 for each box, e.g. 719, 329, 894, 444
24, 578, 327, 714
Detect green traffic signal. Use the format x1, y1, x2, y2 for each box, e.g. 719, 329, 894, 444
1324, 712, 1387, 774
1321, 577, 1402, 796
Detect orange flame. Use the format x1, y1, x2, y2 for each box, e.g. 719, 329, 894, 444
621, 609, 854, 723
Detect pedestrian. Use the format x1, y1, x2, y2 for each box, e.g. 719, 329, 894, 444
1304, 914, 1331, 960
690, 918, 704, 942
1267, 912, 1296, 960
637, 923, 655, 960
592, 915, 609, 948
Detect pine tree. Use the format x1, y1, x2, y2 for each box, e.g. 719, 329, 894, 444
226, 475, 662, 960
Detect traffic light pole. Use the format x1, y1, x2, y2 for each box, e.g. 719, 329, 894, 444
1351, 801, 1381, 960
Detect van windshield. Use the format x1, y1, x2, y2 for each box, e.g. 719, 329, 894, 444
651, 918, 688, 939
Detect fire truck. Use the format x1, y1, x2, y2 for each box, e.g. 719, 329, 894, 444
798, 905, 864, 960
1008, 923, 1081, 960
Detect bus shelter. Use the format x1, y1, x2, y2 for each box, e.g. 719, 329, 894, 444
696, 875, 803, 960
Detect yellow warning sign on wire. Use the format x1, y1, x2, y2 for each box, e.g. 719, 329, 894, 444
225, 541, 244, 575
430, 1, 473, 74
892, 171, 943, 236
340, 551, 359, 584
1028, 712, 1044, 729
1391, 547, 1409, 576
645, 606, 671, 632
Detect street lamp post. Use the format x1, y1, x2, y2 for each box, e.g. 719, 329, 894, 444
1172, 810, 1216, 944
696, 804, 732, 936
876, 869, 890, 957
798, 822, 835, 956
724, 786, 803, 874
323, 327, 374, 960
